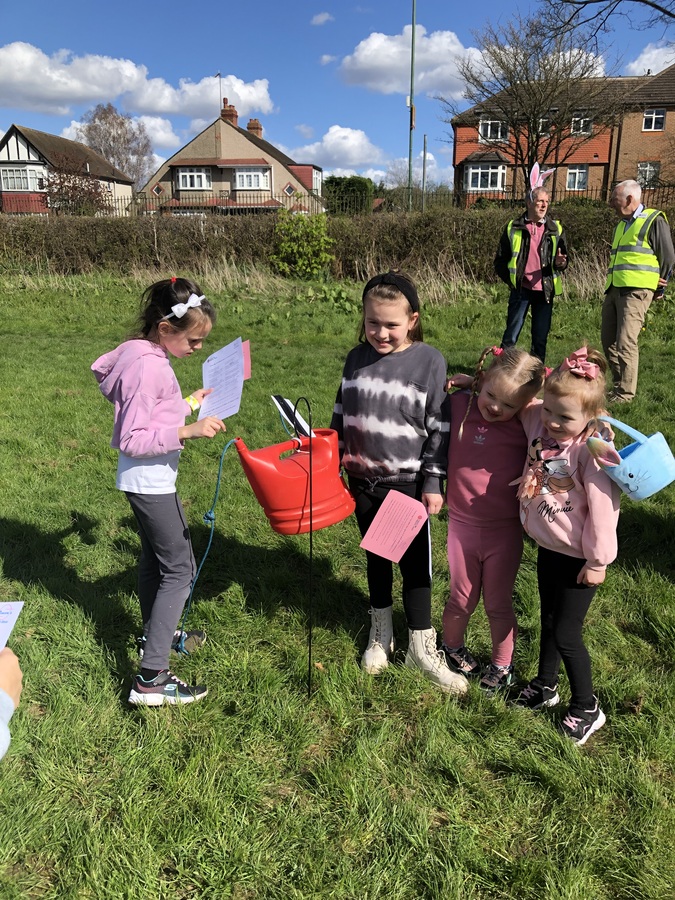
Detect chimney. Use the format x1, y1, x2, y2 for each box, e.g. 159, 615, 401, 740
247, 118, 263, 139
220, 97, 238, 127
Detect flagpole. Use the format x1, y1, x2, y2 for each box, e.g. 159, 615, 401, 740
407, 0, 416, 212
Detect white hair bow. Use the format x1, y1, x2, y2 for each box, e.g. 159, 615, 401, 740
162, 293, 204, 320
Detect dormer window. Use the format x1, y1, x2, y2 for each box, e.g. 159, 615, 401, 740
478, 118, 508, 143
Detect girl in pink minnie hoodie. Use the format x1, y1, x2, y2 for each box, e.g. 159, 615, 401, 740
92, 277, 225, 707
513, 347, 620, 746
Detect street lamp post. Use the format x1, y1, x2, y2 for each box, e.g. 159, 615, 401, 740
407, 0, 416, 212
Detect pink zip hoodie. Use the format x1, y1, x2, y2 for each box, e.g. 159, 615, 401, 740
518, 402, 620, 570
91, 339, 190, 458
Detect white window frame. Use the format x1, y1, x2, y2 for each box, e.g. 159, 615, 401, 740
0, 165, 46, 191
637, 161, 661, 187
538, 109, 558, 135
464, 163, 506, 192
176, 167, 212, 191
312, 168, 322, 194
643, 108, 665, 131
566, 164, 588, 191
235, 167, 270, 190
478, 118, 508, 143
571, 111, 593, 135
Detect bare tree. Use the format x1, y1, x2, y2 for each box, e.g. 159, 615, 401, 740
46, 153, 113, 216
440, 16, 626, 194
75, 104, 154, 190
541, 0, 674, 42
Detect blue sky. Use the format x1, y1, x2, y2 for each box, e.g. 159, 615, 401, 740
1, 0, 674, 186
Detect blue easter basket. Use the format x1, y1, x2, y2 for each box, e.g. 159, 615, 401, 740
599, 416, 675, 500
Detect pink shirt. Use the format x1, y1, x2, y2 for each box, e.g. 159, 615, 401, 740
522, 220, 545, 291
446, 391, 529, 525
518, 402, 620, 569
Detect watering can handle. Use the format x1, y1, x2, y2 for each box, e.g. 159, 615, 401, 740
599, 416, 647, 445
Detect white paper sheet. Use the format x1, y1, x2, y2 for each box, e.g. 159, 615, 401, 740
0, 602, 23, 650
199, 337, 245, 420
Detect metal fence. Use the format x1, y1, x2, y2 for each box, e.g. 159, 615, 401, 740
0, 190, 326, 217
5, 183, 675, 218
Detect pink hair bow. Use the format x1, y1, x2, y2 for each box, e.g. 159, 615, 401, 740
560, 347, 599, 380
491, 346, 504, 356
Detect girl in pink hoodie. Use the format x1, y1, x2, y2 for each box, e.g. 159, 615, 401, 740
513, 347, 620, 745
92, 277, 226, 706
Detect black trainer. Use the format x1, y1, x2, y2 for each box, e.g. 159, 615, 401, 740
128, 670, 208, 706
513, 678, 560, 710
442, 644, 481, 677
559, 698, 606, 745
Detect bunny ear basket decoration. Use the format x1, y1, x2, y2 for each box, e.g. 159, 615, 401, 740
586, 416, 675, 501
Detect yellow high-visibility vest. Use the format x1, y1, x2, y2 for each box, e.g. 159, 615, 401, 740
507, 220, 563, 295
605, 208, 665, 291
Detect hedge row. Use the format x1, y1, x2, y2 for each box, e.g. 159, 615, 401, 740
1, 206, 673, 281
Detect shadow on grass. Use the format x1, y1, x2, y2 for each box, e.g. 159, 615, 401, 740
188, 521, 374, 647
0, 511, 377, 686
0, 513, 139, 693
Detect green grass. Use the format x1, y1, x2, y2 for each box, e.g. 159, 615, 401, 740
0, 273, 674, 899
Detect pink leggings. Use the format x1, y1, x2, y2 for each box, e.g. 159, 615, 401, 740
443, 520, 523, 667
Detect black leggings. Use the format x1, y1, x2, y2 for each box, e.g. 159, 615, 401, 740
536, 546, 597, 709
349, 477, 432, 631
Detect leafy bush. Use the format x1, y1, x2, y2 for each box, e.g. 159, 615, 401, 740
269, 211, 335, 280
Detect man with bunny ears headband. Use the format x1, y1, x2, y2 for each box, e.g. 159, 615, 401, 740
495, 164, 568, 363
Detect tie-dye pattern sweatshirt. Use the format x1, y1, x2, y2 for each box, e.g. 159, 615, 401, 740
330, 341, 449, 494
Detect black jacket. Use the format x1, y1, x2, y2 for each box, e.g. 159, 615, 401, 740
494, 212, 568, 303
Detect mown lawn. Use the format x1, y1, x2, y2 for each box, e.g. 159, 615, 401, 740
0, 274, 673, 899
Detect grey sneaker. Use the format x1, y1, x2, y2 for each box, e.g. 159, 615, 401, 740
128, 670, 208, 706
480, 663, 514, 693
442, 644, 481, 677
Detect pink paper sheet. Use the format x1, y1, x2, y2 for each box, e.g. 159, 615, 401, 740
359, 491, 428, 563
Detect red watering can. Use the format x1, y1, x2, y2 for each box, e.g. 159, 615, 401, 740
234, 428, 355, 535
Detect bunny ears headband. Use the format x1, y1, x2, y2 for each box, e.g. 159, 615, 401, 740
528, 162, 555, 200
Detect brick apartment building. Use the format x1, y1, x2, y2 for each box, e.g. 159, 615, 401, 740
452, 62, 675, 203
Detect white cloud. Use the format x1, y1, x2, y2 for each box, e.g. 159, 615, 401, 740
320, 54, 337, 65
625, 43, 675, 76
136, 116, 182, 149
290, 124, 385, 167
295, 123, 314, 139
340, 24, 469, 99
0, 41, 274, 119
312, 12, 334, 25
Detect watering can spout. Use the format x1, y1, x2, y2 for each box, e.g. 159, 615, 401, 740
235, 429, 355, 534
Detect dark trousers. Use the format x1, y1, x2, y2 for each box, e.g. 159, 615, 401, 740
349, 477, 432, 631
126, 492, 196, 671
536, 547, 597, 709
501, 286, 553, 362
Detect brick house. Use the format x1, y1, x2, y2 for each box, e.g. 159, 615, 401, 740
452, 64, 675, 203
140, 98, 323, 214
0, 125, 133, 214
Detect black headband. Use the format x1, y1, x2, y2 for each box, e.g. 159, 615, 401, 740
362, 272, 419, 312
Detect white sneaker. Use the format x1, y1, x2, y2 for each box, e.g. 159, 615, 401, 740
361, 606, 395, 674
405, 628, 469, 695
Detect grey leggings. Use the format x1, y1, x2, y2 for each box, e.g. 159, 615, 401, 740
125, 492, 196, 671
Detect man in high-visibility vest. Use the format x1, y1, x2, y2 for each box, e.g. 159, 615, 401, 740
495, 188, 568, 362
603, 179, 675, 403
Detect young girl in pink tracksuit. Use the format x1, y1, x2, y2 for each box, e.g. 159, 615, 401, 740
92, 277, 226, 706
513, 346, 620, 745
442, 346, 546, 692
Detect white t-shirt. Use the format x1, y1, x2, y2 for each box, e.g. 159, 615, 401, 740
116, 450, 181, 494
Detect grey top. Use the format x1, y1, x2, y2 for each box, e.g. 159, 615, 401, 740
330, 341, 450, 495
